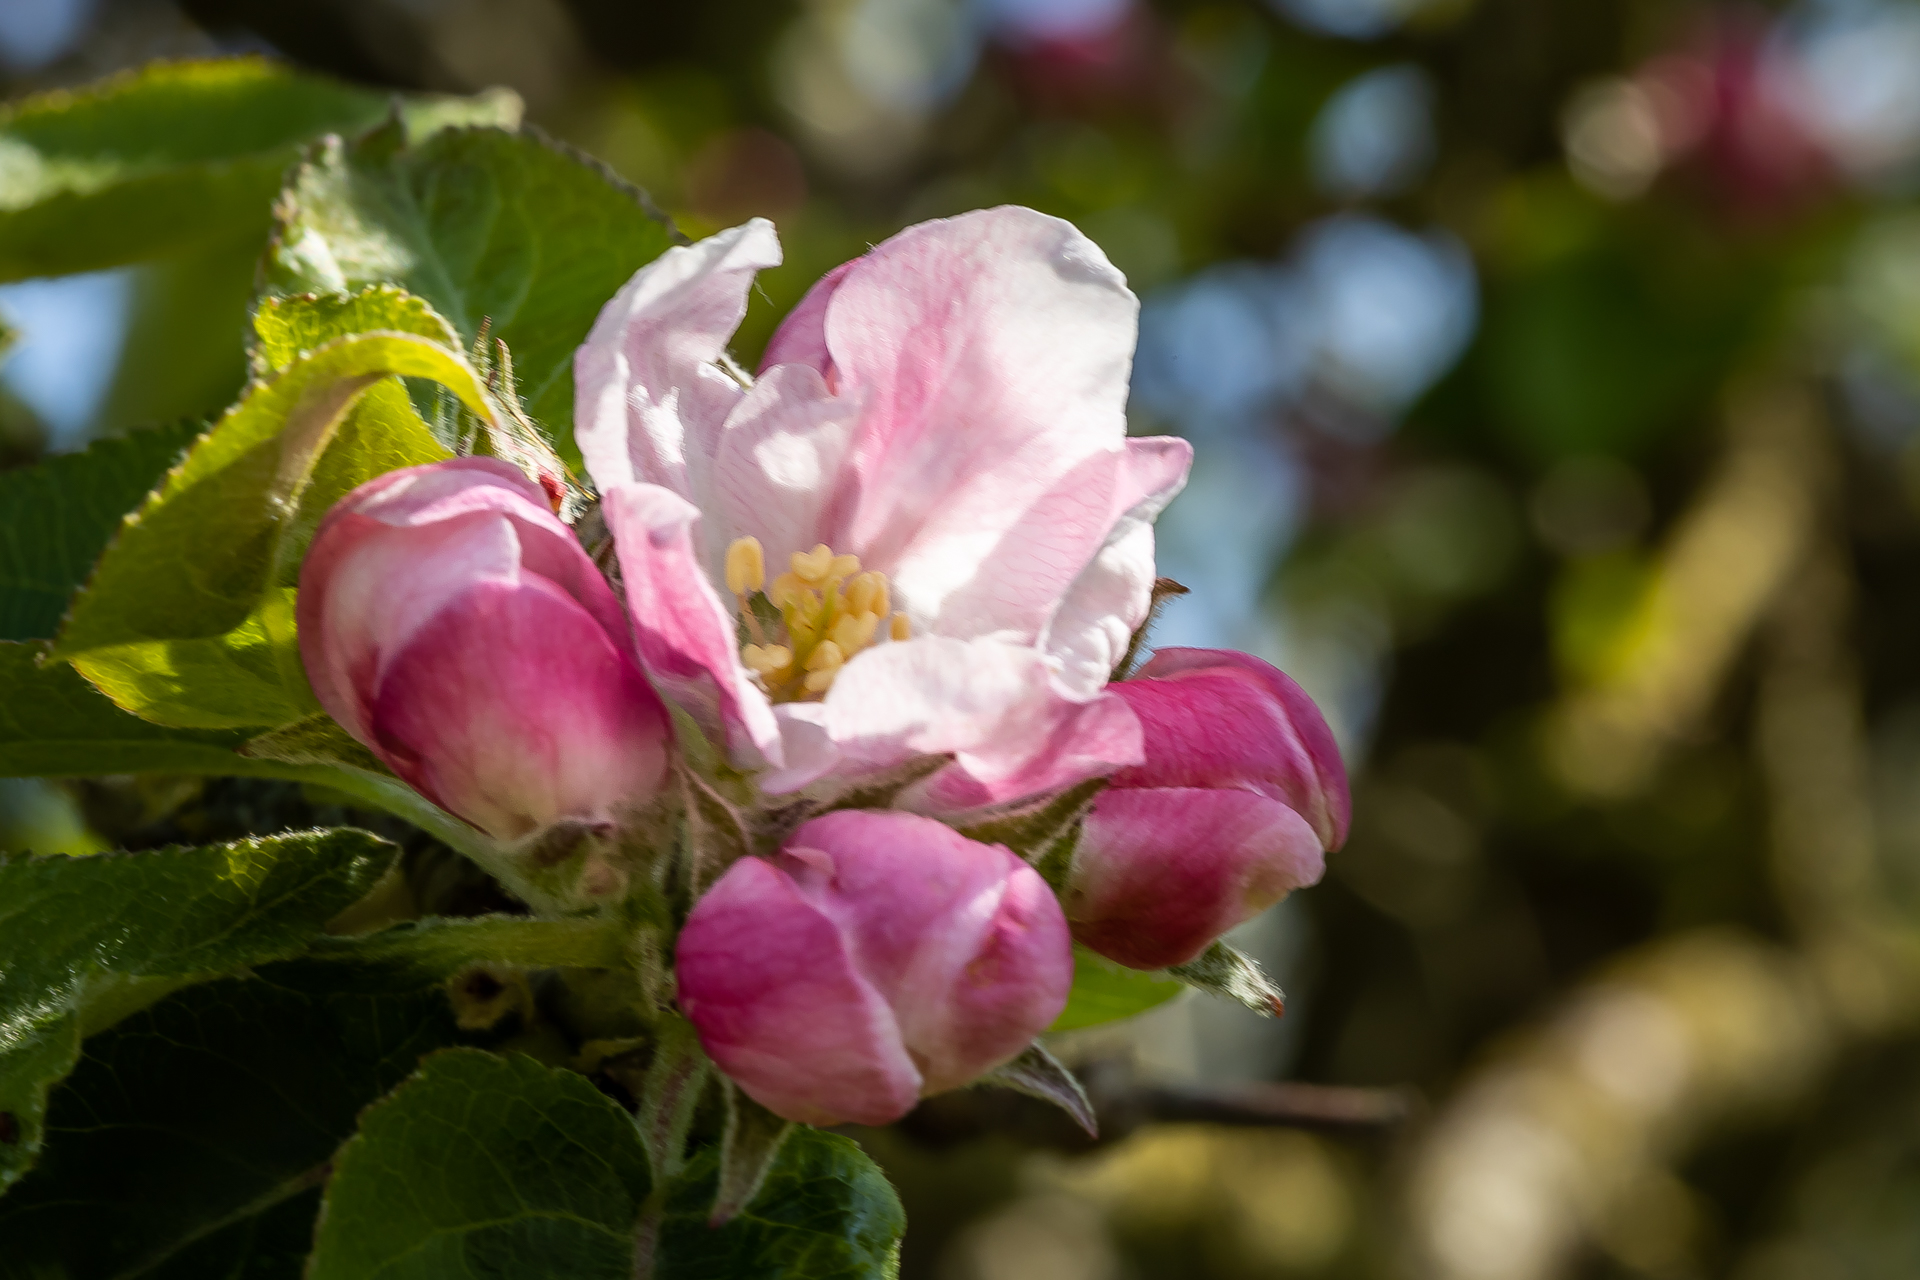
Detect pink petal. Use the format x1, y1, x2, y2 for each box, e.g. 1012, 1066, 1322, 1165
710, 362, 859, 575
1068, 787, 1326, 970
300, 459, 634, 750
778, 811, 1072, 1094
599, 481, 781, 768
803, 207, 1141, 638
676, 856, 923, 1127
369, 574, 672, 841
574, 219, 781, 511
1121, 648, 1351, 849
756, 258, 855, 383
1040, 435, 1193, 697
817, 635, 1143, 808
301, 508, 519, 747
307, 457, 631, 648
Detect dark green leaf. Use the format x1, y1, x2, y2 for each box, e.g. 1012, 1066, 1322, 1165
0, 640, 254, 775
0, 420, 202, 643
141, 1187, 322, 1280
0, 830, 392, 1191
53, 324, 486, 728
1049, 944, 1185, 1032
306, 1050, 904, 1280
239, 711, 391, 775
262, 125, 678, 462
307, 1049, 653, 1280
308, 914, 632, 982
655, 1128, 906, 1280
0, 959, 464, 1276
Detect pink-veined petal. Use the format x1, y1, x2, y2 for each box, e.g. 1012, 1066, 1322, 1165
815, 635, 1143, 807
756, 258, 855, 383
805, 207, 1140, 636
574, 220, 781, 522
369, 574, 672, 841
787, 811, 1071, 1095
1041, 435, 1193, 697
1068, 787, 1326, 970
1120, 648, 1352, 849
600, 481, 782, 767
307, 457, 632, 649
711, 362, 860, 574
676, 856, 922, 1127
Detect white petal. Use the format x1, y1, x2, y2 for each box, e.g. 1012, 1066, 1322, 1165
574, 220, 782, 527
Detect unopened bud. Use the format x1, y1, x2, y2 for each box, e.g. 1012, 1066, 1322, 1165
677, 811, 1071, 1126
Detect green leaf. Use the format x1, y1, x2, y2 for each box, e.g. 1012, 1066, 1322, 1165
1049, 944, 1185, 1032
655, 1128, 906, 1280
141, 1186, 322, 1280
309, 914, 633, 981
0, 58, 385, 281
262, 124, 678, 462
0, 59, 522, 283
251, 284, 460, 375
307, 1050, 905, 1280
239, 710, 391, 774
0, 959, 464, 1276
53, 326, 487, 728
307, 1049, 654, 1280
0, 640, 256, 774
0, 420, 203, 643
0, 829, 392, 1191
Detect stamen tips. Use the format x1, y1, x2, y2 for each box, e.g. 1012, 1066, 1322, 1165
726, 537, 765, 595
890, 612, 911, 641
791, 544, 835, 584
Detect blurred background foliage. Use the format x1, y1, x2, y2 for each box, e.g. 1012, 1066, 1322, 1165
11, 0, 1920, 1276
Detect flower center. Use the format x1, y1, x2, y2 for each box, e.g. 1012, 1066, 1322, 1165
724, 536, 909, 701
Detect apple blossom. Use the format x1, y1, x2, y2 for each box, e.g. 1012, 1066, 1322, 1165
674, 810, 1072, 1126
574, 205, 1191, 803
1064, 648, 1351, 969
297, 456, 673, 843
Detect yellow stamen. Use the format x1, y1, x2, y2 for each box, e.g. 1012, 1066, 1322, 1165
830, 613, 878, 653
741, 644, 791, 676
890, 612, 911, 641
768, 572, 813, 611
725, 536, 765, 596
802, 640, 846, 693
845, 572, 886, 617
730, 541, 897, 702
791, 544, 835, 584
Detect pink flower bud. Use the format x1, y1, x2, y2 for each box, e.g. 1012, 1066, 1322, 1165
298, 458, 672, 842
1064, 648, 1350, 969
675, 810, 1072, 1126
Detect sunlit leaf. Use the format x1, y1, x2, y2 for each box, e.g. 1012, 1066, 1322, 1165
0, 830, 392, 1191
262, 123, 677, 462
53, 322, 484, 728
